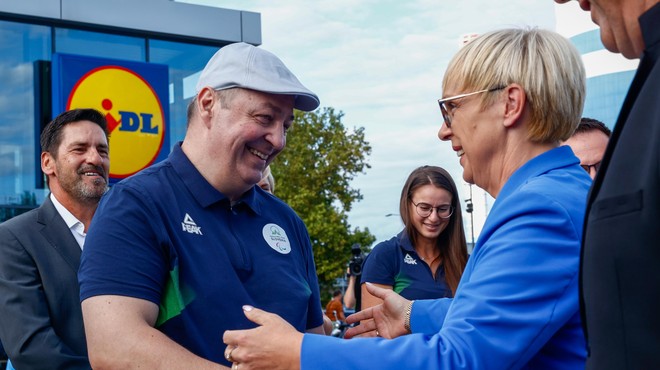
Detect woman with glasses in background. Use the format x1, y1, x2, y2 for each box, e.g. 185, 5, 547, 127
358, 166, 467, 334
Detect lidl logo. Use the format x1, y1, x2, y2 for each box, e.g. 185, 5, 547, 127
66, 66, 165, 178
52, 54, 170, 181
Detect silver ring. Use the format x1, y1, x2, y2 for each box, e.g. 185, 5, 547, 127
233, 363, 239, 370
226, 347, 235, 362
376, 330, 380, 337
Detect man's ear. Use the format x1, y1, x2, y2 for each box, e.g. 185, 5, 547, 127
502, 83, 526, 128
196, 87, 216, 127
41, 152, 55, 176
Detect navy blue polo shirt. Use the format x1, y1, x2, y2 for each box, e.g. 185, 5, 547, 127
79, 143, 323, 366
361, 231, 451, 300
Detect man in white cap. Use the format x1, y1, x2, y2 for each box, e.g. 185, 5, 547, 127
79, 42, 324, 369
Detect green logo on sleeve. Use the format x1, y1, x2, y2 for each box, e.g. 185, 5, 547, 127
156, 266, 195, 327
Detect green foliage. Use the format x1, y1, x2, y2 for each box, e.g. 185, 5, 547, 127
272, 107, 376, 296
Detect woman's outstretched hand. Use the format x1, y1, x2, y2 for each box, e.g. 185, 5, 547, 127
344, 283, 411, 339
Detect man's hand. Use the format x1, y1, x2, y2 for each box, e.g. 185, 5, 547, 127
223, 306, 303, 370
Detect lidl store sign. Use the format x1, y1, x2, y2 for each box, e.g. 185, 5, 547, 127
52, 54, 170, 181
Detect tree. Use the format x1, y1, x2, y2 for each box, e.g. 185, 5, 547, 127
272, 107, 375, 297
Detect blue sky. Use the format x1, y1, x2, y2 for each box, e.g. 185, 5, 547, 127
180, 1, 566, 246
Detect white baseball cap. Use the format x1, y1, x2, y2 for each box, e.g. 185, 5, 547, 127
195, 42, 320, 111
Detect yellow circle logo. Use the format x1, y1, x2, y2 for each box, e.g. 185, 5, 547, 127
67, 66, 165, 178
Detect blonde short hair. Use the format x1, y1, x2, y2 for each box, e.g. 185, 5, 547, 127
258, 165, 275, 194
443, 28, 585, 142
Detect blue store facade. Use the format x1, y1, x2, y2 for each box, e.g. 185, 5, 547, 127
0, 0, 261, 222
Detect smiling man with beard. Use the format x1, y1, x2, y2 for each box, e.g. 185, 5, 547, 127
0, 108, 109, 370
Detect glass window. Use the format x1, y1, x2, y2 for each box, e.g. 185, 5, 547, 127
55, 28, 146, 61
0, 21, 224, 221
570, 30, 602, 55
0, 20, 51, 221
149, 39, 219, 147
584, 70, 635, 129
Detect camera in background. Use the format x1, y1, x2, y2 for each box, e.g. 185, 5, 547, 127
348, 243, 365, 276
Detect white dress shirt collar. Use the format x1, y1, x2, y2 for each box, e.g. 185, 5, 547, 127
50, 193, 86, 250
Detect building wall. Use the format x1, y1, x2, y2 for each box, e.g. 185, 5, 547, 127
554, 2, 638, 129
0, 0, 261, 45
0, 0, 261, 221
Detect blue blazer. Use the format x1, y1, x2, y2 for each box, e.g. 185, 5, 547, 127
0, 196, 90, 369
301, 147, 590, 369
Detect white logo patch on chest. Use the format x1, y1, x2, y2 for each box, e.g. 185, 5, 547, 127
262, 223, 291, 254
182, 213, 203, 235
404, 253, 417, 265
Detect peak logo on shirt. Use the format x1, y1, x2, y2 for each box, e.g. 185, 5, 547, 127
404, 254, 417, 265
262, 223, 291, 254
182, 213, 202, 235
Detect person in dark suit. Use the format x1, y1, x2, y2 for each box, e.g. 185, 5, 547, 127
556, 1, 660, 369
0, 109, 109, 369
0, 340, 7, 369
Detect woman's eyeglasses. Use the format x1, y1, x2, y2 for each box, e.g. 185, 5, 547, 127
437, 86, 505, 128
581, 161, 601, 173
411, 200, 454, 219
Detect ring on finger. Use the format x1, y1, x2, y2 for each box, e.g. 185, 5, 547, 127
233, 363, 239, 370
225, 347, 236, 362
376, 330, 380, 337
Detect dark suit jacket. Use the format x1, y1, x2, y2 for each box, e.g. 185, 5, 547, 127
581, 4, 660, 370
0, 196, 90, 369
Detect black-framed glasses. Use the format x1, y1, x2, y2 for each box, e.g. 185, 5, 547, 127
437, 86, 505, 128
581, 161, 602, 173
411, 200, 454, 219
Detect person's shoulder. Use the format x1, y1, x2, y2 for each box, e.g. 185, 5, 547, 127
493, 168, 589, 238
522, 167, 590, 206
257, 191, 302, 222
119, 159, 173, 187
385, 233, 406, 249
362, 235, 402, 282
105, 160, 177, 202
0, 204, 42, 231
258, 190, 289, 208
369, 234, 402, 257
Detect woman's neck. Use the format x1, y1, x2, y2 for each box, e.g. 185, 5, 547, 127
415, 237, 439, 260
